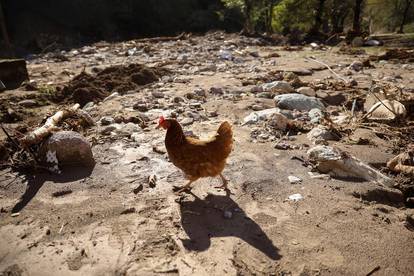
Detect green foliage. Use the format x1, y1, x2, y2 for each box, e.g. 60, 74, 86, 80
38, 85, 56, 96
272, 0, 317, 33
222, 0, 245, 9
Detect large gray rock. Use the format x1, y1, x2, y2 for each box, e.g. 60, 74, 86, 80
0, 59, 29, 90
274, 93, 325, 111
39, 131, 94, 167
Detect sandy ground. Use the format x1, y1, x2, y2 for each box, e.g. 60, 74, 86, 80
0, 33, 413, 276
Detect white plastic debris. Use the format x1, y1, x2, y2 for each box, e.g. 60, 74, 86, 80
288, 194, 303, 202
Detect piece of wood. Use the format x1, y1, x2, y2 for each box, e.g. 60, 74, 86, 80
306, 57, 348, 82
135, 32, 187, 43
20, 104, 80, 147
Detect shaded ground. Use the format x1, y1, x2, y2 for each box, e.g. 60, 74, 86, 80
0, 32, 413, 276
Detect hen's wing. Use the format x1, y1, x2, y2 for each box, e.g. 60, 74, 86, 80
185, 121, 232, 160
168, 122, 233, 177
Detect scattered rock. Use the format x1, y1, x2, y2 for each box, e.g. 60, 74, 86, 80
120, 207, 136, 215
133, 184, 144, 194
349, 61, 363, 72
133, 103, 149, 112
100, 116, 114, 126
274, 93, 325, 111
262, 81, 295, 93
52, 189, 73, 197
39, 131, 95, 167
308, 108, 323, 123
288, 175, 302, 184
267, 113, 289, 131
256, 92, 273, 99
116, 122, 141, 136
148, 174, 157, 188
364, 39, 382, 46
287, 68, 313, 76
17, 99, 37, 108
351, 37, 364, 47
100, 124, 119, 135
151, 91, 164, 98
210, 86, 224, 95
181, 117, 194, 126
0, 59, 29, 90
251, 104, 265, 111
307, 125, 337, 142
243, 108, 281, 125
194, 88, 207, 97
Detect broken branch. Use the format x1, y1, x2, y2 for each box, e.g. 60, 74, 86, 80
306, 57, 348, 82
19, 104, 81, 147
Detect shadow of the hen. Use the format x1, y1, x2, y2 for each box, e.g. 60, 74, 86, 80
11, 166, 94, 213
179, 192, 281, 260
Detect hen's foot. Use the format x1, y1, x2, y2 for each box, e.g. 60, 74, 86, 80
216, 174, 229, 189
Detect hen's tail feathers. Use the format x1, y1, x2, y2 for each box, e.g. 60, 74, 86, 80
217, 122, 233, 157
217, 121, 233, 140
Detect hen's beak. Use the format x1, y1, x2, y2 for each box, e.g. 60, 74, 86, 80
155, 124, 161, 129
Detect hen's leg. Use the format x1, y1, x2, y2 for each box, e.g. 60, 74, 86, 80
215, 174, 229, 190
173, 179, 196, 194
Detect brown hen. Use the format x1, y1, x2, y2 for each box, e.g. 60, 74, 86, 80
157, 116, 233, 193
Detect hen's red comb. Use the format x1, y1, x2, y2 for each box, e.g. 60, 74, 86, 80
159, 116, 165, 124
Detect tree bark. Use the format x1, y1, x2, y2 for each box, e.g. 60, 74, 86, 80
311, 0, 326, 34
399, 0, 413, 33
0, 0, 12, 54
352, 0, 364, 35
243, 0, 254, 34
330, 0, 349, 34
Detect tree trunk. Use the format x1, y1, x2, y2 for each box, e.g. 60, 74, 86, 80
243, 0, 254, 34
331, 1, 349, 34
311, 0, 326, 34
352, 0, 364, 35
399, 0, 413, 33
0, 0, 12, 54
